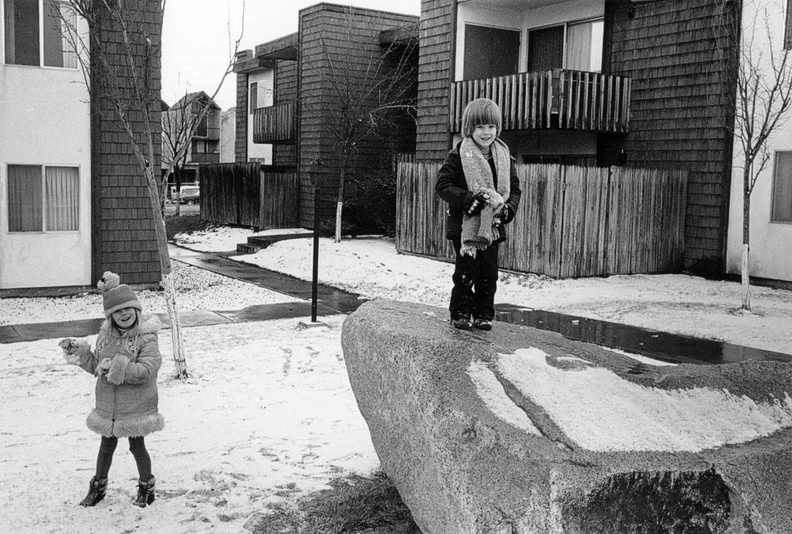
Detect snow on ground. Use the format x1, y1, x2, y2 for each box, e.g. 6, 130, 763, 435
2, 317, 376, 533
2, 225, 792, 533
0, 261, 300, 325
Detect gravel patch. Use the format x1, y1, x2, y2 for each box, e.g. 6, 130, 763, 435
0, 261, 299, 325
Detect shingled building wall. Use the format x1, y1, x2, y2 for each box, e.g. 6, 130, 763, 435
90, 0, 162, 286
605, 0, 739, 275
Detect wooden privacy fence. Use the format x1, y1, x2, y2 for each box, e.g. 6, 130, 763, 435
201, 163, 299, 229
396, 162, 687, 277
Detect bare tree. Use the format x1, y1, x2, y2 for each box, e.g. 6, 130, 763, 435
304, 11, 417, 242
730, 0, 792, 312
161, 91, 222, 216
57, 0, 242, 377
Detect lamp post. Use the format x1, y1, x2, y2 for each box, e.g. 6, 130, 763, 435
309, 159, 324, 323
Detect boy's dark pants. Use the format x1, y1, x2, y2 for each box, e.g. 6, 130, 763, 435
450, 237, 499, 322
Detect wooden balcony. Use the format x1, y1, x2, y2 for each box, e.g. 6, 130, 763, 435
450, 69, 631, 134
253, 102, 296, 144
191, 153, 219, 165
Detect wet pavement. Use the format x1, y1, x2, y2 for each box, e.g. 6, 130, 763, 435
496, 305, 792, 366
168, 245, 361, 314
2, 244, 790, 366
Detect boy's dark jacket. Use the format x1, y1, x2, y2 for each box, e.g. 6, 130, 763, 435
436, 141, 522, 241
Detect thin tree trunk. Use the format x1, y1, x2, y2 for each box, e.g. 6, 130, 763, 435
159, 165, 171, 217
174, 163, 182, 216
740, 168, 751, 312
335, 152, 349, 243
161, 270, 187, 377
141, 163, 188, 377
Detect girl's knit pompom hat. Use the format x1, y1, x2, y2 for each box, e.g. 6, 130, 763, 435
98, 271, 142, 318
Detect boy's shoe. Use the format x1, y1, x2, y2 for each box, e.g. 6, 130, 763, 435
473, 318, 492, 331
451, 316, 473, 330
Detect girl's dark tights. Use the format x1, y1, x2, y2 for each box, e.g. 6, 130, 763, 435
96, 436, 152, 480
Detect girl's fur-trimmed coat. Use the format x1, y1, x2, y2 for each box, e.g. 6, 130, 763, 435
71, 315, 165, 438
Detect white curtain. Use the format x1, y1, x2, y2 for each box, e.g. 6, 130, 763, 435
57, 1, 79, 69
7, 165, 43, 232
565, 22, 592, 71
45, 166, 80, 231
772, 152, 792, 222
43, 0, 78, 68
3, 0, 16, 64
565, 20, 603, 72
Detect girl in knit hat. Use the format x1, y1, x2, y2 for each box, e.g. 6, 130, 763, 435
436, 98, 522, 331
60, 271, 164, 508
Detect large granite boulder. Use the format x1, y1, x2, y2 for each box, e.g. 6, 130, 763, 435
341, 300, 792, 534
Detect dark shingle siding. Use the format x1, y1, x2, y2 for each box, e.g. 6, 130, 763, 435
92, 0, 162, 286
235, 72, 248, 162
275, 61, 298, 105
297, 5, 419, 227
415, 0, 455, 161
607, 0, 738, 274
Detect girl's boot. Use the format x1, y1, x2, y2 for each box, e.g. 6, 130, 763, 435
133, 475, 156, 507
79, 476, 108, 507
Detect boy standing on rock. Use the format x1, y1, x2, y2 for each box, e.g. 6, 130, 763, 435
436, 98, 522, 331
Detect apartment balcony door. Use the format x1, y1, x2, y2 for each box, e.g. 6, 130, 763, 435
463, 24, 520, 81
527, 25, 564, 71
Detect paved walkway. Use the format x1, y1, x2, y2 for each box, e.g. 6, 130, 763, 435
2, 244, 791, 366
0, 244, 361, 344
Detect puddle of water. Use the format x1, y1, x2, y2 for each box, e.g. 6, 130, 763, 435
495, 306, 791, 365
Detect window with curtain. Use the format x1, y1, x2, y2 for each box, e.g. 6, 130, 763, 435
4, 0, 77, 67
44, 0, 78, 68
771, 151, 792, 222
7, 165, 43, 232
785, 0, 792, 50
527, 25, 564, 71
566, 19, 603, 72
463, 24, 520, 81
527, 19, 604, 72
45, 166, 79, 230
7, 164, 79, 232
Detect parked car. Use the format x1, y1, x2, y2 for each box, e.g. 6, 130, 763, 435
179, 186, 200, 205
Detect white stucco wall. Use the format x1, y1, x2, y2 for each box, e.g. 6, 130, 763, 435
219, 108, 236, 163
454, 0, 604, 81
726, 0, 792, 283
247, 69, 273, 163
0, 63, 91, 288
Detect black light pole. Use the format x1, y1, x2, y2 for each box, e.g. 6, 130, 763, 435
310, 160, 323, 322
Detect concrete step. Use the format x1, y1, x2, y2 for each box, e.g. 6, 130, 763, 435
236, 243, 259, 254
237, 229, 314, 254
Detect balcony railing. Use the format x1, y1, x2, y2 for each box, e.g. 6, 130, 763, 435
253, 102, 296, 143
191, 153, 220, 165
450, 69, 631, 134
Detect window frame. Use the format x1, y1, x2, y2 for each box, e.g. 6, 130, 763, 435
249, 81, 258, 113
6, 163, 81, 233
770, 150, 792, 224
463, 23, 521, 81
526, 17, 604, 73
2, 0, 79, 69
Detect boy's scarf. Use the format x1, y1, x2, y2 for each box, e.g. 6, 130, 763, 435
460, 137, 511, 257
